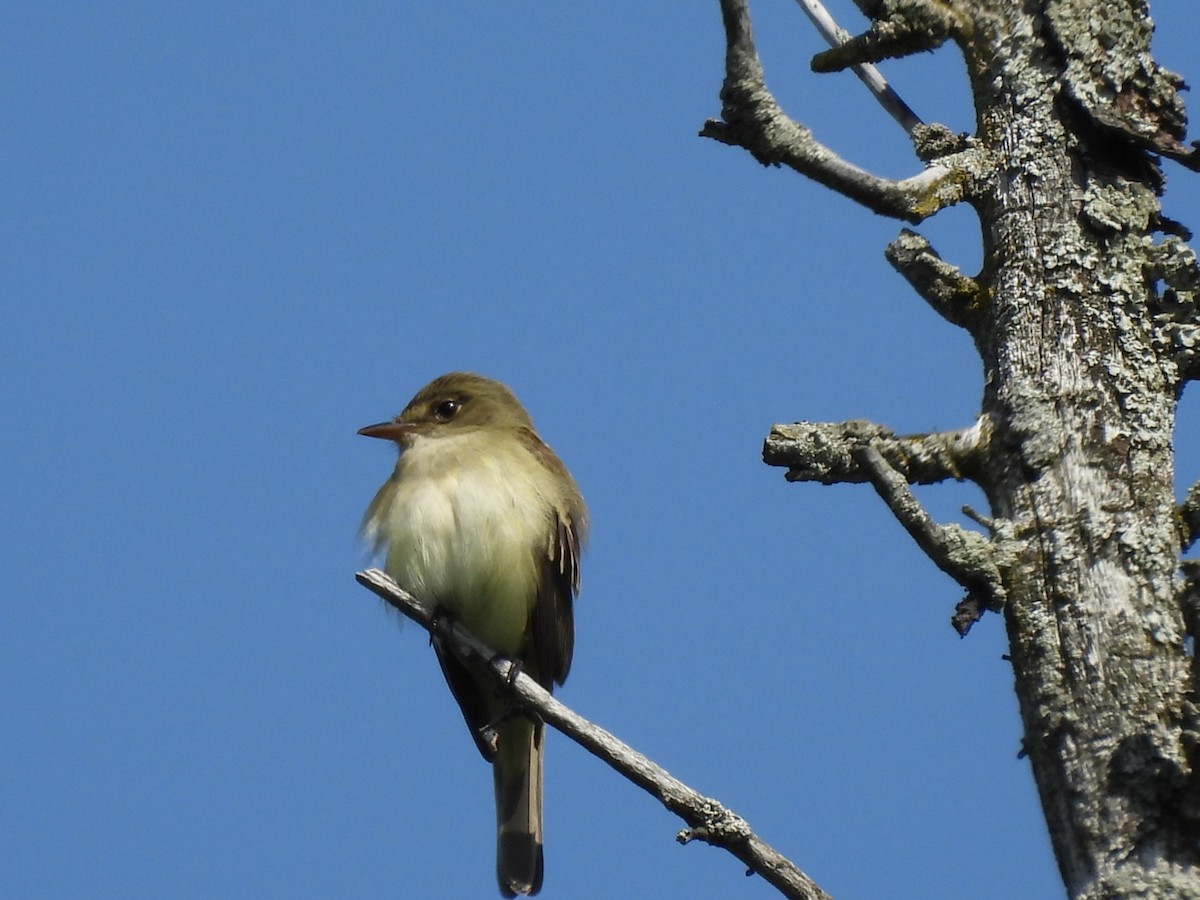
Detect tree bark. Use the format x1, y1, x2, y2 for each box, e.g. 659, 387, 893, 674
968, 5, 1200, 896
709, 1, 1200, 897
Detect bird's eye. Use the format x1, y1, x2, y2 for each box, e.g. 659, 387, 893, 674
433, 399, 460, 422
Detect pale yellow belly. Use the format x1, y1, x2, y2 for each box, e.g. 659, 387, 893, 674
367, 447, 549, 657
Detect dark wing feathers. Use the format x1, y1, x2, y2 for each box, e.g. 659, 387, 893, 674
519, 428, 585, 690
530, 511, 579, 688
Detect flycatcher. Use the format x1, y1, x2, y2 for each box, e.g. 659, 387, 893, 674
358, 372, 586, 897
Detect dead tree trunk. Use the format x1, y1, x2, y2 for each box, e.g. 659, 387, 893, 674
705, 1, 1200, 897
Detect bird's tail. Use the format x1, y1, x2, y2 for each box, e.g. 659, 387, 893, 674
493, 716, 544, 897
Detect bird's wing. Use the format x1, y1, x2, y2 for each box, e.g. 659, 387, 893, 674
520, 429, 586, 689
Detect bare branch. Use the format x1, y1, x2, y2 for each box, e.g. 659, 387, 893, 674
885, 228, 987, 330
792, 0, 922, 133
810, 0, 958, 74
702, 0, 985, 223
765, 420, 1010, 633
849, 444, 1008, 630
763, 417, 991, 485
354, 568, 833, 900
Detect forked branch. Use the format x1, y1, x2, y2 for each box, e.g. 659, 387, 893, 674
851, 444, 1008, 632
701, 0, 985, 222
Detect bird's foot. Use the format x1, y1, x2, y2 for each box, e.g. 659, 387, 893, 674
499, 657, 524, 687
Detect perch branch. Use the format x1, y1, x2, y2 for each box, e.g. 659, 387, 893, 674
354, 568, 832, 900
763, 417, 991, 485
885, 228, 988, 330
850, 444, 1007, 631
702, 0, 984, 223
792, 0, 921, 133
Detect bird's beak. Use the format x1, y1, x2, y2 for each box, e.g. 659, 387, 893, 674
357, 420, 417, 442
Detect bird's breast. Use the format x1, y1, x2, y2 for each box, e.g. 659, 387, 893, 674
364, 433, 551, 656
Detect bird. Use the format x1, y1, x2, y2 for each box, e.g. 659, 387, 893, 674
359, 372, 586, 896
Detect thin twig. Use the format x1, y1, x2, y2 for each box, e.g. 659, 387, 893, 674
792, 0, 921, 133
850, 443, 1007, 630
354, 568, 833, 900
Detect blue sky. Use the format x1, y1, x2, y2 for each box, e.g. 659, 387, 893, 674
5, 3, 1200, 898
